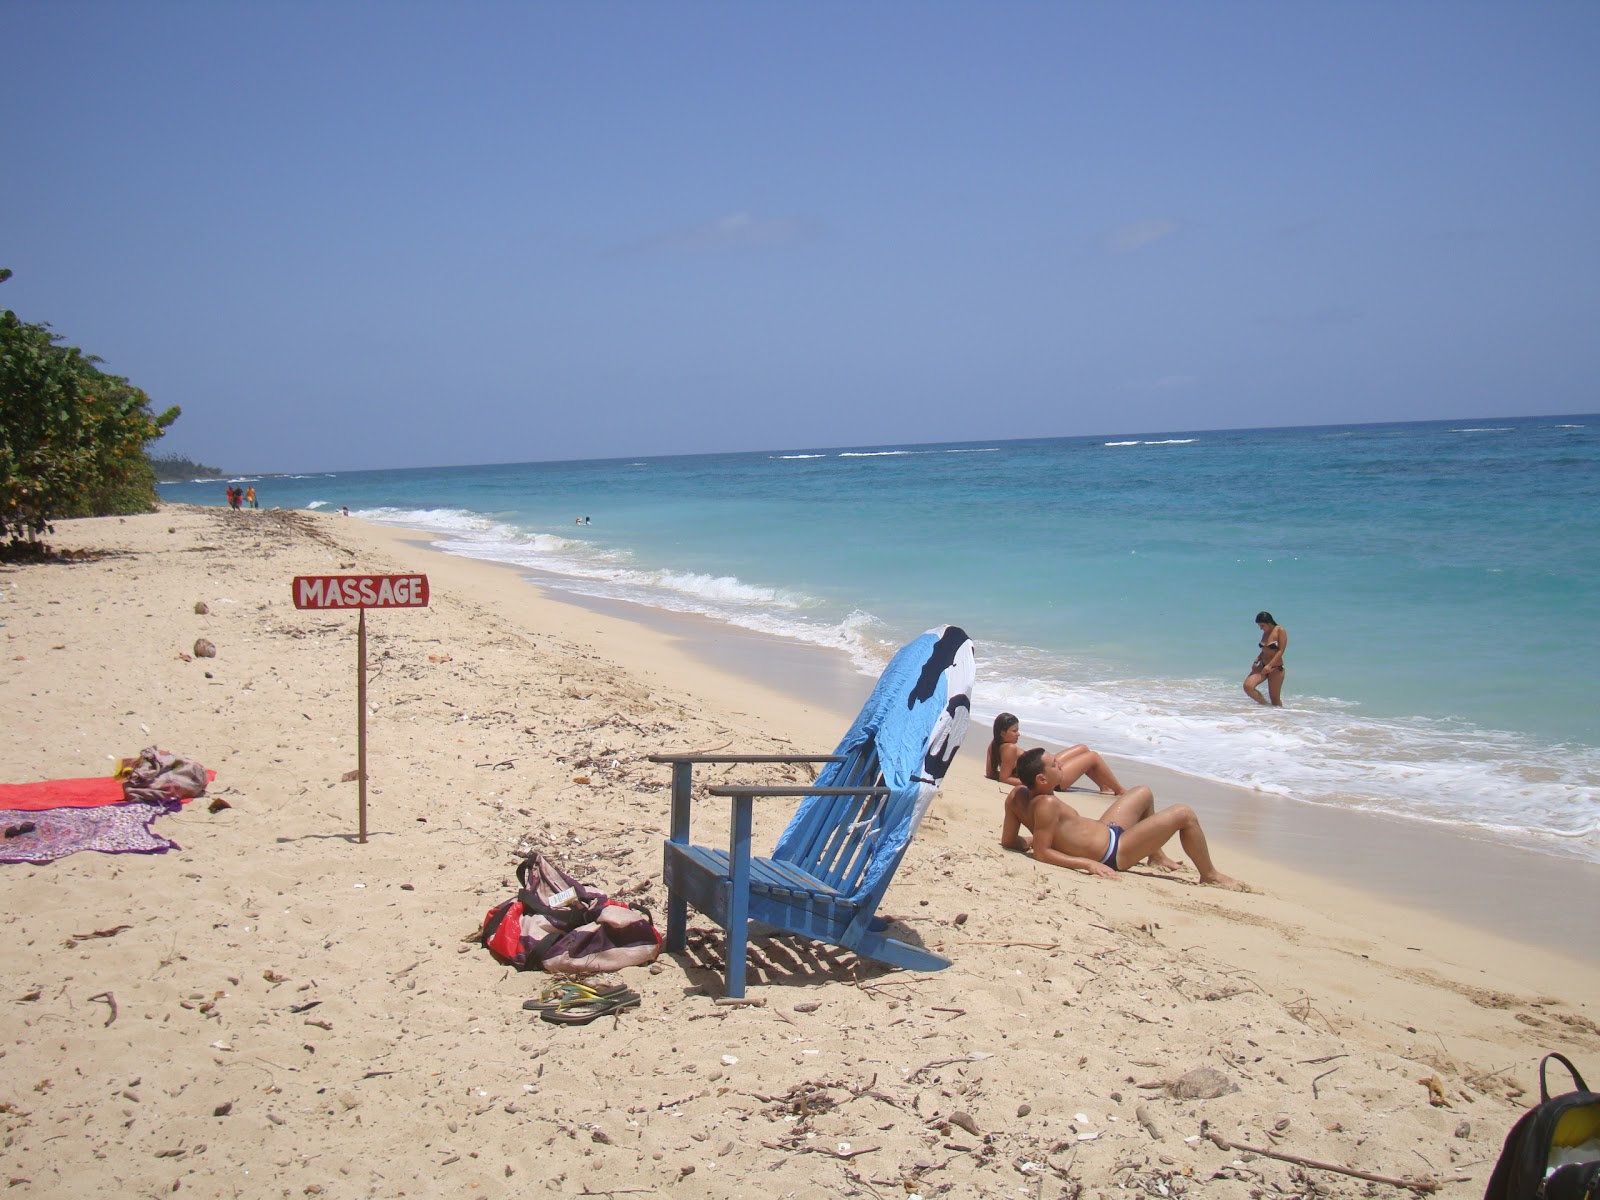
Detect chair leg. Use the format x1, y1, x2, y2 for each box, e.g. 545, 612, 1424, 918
724, 795, 754, 999
665, 890, 687, 954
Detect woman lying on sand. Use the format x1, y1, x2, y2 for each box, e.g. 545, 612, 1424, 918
984, 712, 1126, 794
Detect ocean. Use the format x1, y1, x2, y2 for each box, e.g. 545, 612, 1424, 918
160, 415, 1600, 865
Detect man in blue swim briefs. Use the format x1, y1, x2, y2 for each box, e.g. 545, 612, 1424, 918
1000, 748, 1247, 890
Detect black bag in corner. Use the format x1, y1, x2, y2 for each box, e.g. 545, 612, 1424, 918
1485, 1054, 1600, 1200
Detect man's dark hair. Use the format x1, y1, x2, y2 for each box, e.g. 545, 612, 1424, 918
1016, 747, 1048, 791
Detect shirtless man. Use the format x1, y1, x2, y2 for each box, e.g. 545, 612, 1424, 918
1000, 748, 1246, 889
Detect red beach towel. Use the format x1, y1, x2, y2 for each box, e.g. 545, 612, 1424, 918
0, 777, 128, 811
0, 769, 217, 811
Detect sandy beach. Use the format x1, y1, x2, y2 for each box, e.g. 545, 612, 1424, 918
2, 505, 1596, 1199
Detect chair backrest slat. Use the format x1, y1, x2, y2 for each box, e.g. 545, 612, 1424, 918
774, 742, 889, 892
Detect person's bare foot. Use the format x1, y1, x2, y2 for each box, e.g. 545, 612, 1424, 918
1199, 872, 1253, 892
1147, 852, 1183, 872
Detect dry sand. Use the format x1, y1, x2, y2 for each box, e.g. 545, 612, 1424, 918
1, 504, 1596, 1199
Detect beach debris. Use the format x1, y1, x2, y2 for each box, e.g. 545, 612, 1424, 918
1136, 1103, 1164, 1140
208, 797, 231, 813
341, 770, 360, 782
194, 638, 217, 658
213, 1101, 233, 1117
64, 925, 132, 948
194, 601, 209, 614
793, 1001, 821, 1013
87, 991, 119, 1027
948, 1111, 980, 1136
907, 1053, 993, 1083
1017, 1103, 1032, 1118
1168, 1067, 1237, 1100
1419, 1075, 1451, 1107
1201, 1123, 1470, 1192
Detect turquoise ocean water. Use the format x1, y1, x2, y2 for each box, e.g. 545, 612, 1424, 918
160, 416, 1600, 864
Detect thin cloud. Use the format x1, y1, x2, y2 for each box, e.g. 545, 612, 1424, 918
630, 211, 819, 255
1121, 374, 1196, 392
1104, 218, 1180, 254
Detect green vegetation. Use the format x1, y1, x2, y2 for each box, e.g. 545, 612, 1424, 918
0, 268, 180, 558
150, 453, 223, 482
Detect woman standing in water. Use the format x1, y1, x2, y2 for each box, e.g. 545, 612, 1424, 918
1243, 611, 1287, 706
985, 712, 1127, 794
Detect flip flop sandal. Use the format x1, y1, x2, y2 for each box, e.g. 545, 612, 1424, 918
540, 988, 641, 1026
521, 981, 630, 1013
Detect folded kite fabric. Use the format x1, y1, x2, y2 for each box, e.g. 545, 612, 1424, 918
0, 799, 183, 865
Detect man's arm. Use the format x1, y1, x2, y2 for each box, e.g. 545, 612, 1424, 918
1000, 787, 1030, 851
1028, 799, 1117, 878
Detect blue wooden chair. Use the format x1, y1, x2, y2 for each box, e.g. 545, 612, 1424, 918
650, 625, 975, 998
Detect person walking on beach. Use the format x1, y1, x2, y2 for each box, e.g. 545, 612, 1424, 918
1243, 611, 1287, 706
245, 486, 257, 509
985, 712, 1127, 794
1001, 748, 1244, 888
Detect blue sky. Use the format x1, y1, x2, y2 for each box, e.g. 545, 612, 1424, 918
4, 2, 1597, 473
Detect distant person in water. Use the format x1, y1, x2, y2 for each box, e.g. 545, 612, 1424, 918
1243, 611, 1287, 706
984, 712, 1126, 794
1002, 747, 1246, 888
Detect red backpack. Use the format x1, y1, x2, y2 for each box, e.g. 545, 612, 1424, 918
479, 852, 661, 974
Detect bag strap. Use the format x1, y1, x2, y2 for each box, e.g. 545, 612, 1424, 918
1540, 1053, 1589, 1101
480, 898, 517, 944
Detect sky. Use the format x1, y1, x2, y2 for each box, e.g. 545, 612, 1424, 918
4, 1, 1597, 473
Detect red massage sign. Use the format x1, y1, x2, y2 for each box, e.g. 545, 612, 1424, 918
292, 574, 430, 610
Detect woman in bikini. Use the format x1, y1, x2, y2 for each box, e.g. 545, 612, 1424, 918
984, 712, 1127, 795
1243, 610, 1287, 706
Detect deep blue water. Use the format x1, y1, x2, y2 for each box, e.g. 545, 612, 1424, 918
162, 415, 1600, 863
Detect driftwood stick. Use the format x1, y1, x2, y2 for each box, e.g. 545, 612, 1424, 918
907, 1053, 992, 1082
1203, 1129, 1467, 1192
87, 991, 118, 1027
1312, 1066, 1339, 1099
956, 939, 1060, 949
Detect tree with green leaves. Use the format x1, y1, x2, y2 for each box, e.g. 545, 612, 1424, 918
0, 269, 180, 556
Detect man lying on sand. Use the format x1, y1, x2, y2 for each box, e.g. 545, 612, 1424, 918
1000, 747, 1248, 889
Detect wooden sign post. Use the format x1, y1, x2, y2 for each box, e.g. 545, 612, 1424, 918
292, 574, 430, 842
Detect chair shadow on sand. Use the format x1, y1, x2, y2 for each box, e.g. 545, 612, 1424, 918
673, 920, 937, 991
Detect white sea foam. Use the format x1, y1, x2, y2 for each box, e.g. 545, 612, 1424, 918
837, 450, 913, 457
775, 454, 827, 459
390, 511, 1598, 865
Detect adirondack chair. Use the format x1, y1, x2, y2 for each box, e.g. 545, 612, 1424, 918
651, 625, 975, 998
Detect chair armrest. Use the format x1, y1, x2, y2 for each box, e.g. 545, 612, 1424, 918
707, 785, 890, 798
648, 754, 844, 764
653, 755, 849, 845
